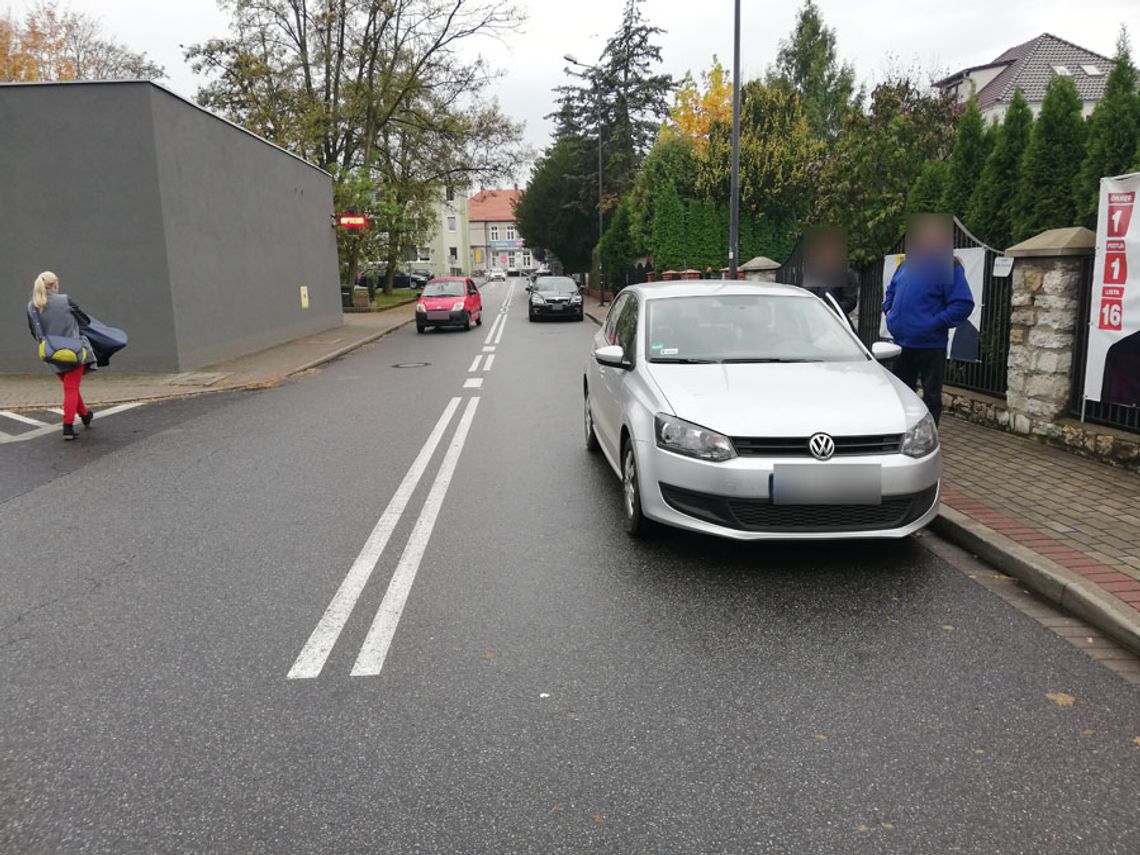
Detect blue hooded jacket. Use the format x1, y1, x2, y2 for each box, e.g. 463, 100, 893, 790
882, 257, 975, 349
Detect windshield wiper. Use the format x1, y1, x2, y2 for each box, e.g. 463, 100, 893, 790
649, 357, 719, 364
719, 357, 823, 363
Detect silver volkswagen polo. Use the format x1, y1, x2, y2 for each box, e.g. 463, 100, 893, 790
582, 282, 941, 539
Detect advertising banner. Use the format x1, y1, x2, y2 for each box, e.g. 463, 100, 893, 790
1084, 172, 1140, 406
879, 246, 985, 362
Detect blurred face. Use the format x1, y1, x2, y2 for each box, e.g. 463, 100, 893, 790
907, 215, 951, 259
804, 229, 847, 278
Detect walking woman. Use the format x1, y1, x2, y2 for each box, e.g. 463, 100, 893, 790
27, 271, 96, 440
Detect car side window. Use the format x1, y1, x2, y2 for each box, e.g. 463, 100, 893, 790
614, 296, 639, 361
603, 294, 628, 345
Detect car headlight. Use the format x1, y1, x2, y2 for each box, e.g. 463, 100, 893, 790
531, 294, 546, 305
900, 413, 938, 458
415, 303, 426, 313
654, 413, 737, 462
570, 293, 582, 303
452, 301, 466, 312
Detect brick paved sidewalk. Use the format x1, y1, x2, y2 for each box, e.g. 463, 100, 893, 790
0, 308, 415, 409
939, 416, 1140, 617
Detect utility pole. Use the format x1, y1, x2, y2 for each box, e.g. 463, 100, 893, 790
728, 0, 741, 281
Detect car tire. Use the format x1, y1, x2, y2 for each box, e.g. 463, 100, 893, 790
622, 439, 650, 538
528, 311, 535, 322
584, 390, 600, 452
416, 324, 425, 334
475, 312, 482, 326
463, 312, 471, 331
576, 311, 585, 321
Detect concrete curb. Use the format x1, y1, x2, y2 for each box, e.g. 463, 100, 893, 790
932, 505, 1140, 656
343, 297, 420, 314
289, 317, 415, 375
585, 311, 604, 326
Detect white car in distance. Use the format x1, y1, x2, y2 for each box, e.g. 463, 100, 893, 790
582, 282, 941, 540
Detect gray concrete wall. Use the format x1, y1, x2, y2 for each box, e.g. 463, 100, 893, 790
0, 82, 179, 372
148, 86, 341, 370
0, 81, 341, 376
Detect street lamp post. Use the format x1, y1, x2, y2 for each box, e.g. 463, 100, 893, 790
564, 54, 606, 306
728, 0, 741, 281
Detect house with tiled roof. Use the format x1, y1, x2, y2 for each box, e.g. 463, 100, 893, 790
468, 187, 535, 276
935, 33, 1114, 122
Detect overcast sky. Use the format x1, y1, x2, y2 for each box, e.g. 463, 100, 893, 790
12, 0, 1140, 161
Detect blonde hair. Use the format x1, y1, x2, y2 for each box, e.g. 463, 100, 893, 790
32, 271, 59, 311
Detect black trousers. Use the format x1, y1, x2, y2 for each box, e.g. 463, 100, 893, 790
892, 347, 946, 425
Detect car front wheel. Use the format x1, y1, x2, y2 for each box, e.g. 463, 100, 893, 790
622, 440, 649, 537
463, 312, 471, 331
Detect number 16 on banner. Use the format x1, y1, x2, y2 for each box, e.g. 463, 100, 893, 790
1099, 286, 1124, 331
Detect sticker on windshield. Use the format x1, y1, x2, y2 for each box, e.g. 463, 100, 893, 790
661, 348, 679, 355
651, 342, 664, 350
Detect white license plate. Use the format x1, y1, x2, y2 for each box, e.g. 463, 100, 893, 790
771, 464, 882, 506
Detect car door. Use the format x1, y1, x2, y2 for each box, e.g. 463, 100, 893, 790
465, 279, 481, 319
598, 294, 638, 464
588, 293, 628, 461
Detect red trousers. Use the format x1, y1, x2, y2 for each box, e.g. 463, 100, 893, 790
57, 367, 90, 425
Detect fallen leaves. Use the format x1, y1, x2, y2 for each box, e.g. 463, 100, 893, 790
942, 624, 955, 631
814, 733, 829, 741
1082, 729, 1095, 737
1134, 737, 1140, 748
881, 822, 896, 830
482, 649, 495, 662
591, 812, 604, 825
1046, 692, 1076, 707
855, 824, 871, 833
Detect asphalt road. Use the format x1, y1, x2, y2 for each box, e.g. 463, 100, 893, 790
2, 278, 1138, 855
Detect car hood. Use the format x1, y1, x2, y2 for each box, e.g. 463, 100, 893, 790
420, 295, 464, 306
646, 360, 921, 437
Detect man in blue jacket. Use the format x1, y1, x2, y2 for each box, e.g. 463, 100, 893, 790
882, 219, 975, 425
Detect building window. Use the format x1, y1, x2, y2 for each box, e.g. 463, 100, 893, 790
522, 251, 533, 268
1052, 65, 1072, 76
506, 225, 517, 241
490, 225, 500, 241
445, 186, 455, 202
449, 246, 458, 262
508, 251, 517, 269
1081, 64, 1104, 76
418, 247, 431, 262
447, 216, 457, 232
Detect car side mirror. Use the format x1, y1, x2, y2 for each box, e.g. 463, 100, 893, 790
871, 341, 902, 361
525, 284, 533, 292
594, 344, 629, 369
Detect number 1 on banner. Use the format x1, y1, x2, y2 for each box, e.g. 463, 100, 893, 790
1099, 299, 1123, 331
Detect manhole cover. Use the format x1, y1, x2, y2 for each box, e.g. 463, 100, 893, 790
393, 362, 431, 368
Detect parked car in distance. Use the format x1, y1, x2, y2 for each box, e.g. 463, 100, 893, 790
488, 270, 507, 281
358, 267, 413, 290
410, 269, 434, 288
583, 282, 940, 539
416, 277, 483, 333
528, 275, 584, 322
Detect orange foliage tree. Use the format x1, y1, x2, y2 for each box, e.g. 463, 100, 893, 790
0, 1, 162, 82
668, 58, 732, 146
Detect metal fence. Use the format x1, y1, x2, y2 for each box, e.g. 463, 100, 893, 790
781, 219, 1011, 398
1069, 254, 1140, 434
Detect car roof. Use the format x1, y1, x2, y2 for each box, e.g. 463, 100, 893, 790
625, 281, 810, 301
430, 276, 468, 282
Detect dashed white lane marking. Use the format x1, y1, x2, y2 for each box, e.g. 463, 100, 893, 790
352, 397, 481, 677
0, 402, 144, 444
483, 354, 496, 371
463, 378, 483, 389
468, 354, 484, 372
482, 346, 495, 353
0, 410, 49, 427
287, 397, 462, 680
483, 313, 504, 345
493, 319, 507, 345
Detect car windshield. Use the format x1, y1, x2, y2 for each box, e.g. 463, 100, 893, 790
535, 277, 575, 292
645, 294, 867, 363
422, 281, 465, 298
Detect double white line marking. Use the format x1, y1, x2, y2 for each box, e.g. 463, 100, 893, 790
288, 396, 480, 679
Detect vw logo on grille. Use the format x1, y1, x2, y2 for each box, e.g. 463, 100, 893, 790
808, 433, 836, 461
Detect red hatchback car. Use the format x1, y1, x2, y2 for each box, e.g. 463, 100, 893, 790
415, 277, 483, 333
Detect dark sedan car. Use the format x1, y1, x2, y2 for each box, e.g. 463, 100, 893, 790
527, 276, 584, 321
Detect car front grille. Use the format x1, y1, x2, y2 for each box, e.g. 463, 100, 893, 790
659, 483, 938, 533
730, 434, 903, 457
